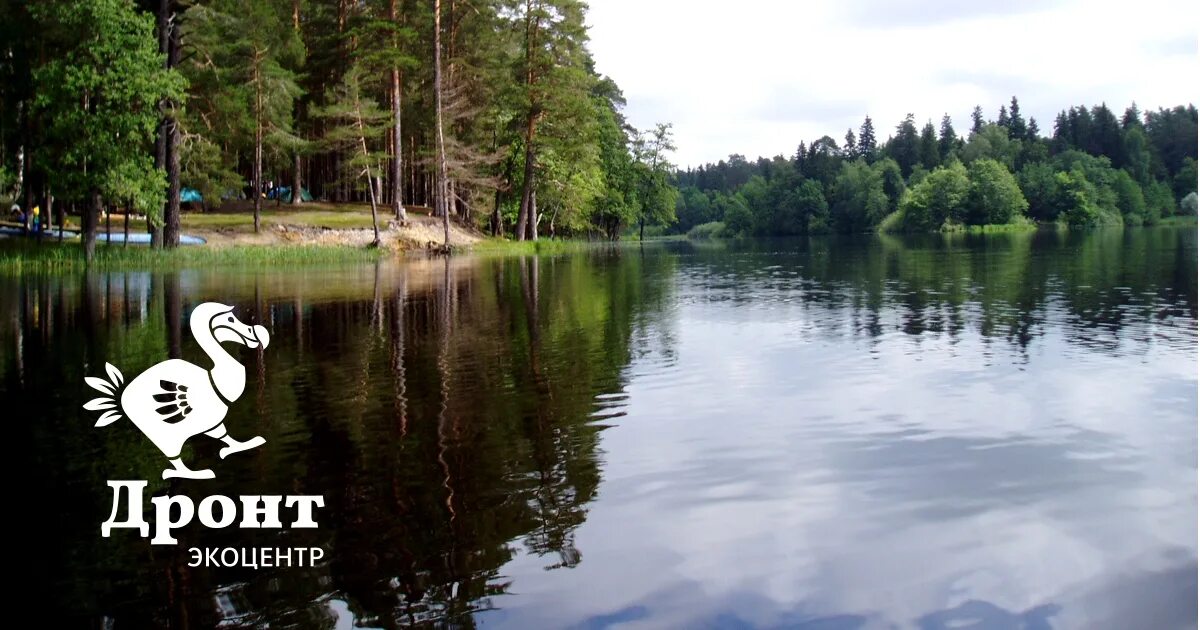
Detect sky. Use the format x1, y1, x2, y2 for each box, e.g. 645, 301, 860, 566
585, 0, 1199, 168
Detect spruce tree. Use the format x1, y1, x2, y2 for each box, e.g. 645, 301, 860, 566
1008, 96, 1026, 140
1122, 102, 1143, 130
857, 116, 877, 161
938, 114, 958, 161
919, 121, 939, 170
888, 114, 920, 177
971, 106, 985, 134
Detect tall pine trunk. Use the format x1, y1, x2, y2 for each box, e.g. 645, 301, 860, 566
292, 152, 303, 205
517, 134, 534, 240
253, 125, 263, 233
291, 0, 304, 207
252, 47, 264, 233
162, 0, 181, 248
515, 0, 540, 241
433, 0, 450, 247
151, 0, 167, 248
389, 0, 405, 222
353, 93, 381, 247
84, 191, 100, 263
152, 117, 165, 246
165, 116, 181, 246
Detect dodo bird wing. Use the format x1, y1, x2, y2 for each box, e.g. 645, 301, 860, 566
122, 360, 224, 426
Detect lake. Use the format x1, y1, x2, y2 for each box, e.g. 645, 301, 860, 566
6, 227, 1197, 629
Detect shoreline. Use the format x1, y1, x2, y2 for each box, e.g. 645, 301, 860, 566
2, 216, 1194, 274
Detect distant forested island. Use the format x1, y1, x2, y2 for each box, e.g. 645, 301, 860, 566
674, 100, 1198, 238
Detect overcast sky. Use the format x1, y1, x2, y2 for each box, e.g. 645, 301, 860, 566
586, 0, 1198, 168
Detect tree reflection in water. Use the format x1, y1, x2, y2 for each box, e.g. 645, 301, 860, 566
4, 227, 1196, 627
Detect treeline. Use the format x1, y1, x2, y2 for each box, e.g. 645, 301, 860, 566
0, 0, 678, 259
675, 98, 1198, 237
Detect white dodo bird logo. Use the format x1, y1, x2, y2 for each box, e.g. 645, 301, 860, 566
83, 302, 270, 480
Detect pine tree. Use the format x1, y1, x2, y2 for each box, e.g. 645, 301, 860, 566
845, 128, 857, 159
857, 116, 877, 161
997, 105, 1010, 130
433, 0, 450, 244
888, 114, 920, 177
919, 120, 939, 170
1008, 96, 1026, 140
1051, 110, 1070, 153
511, 0, 591, 241
1122, 102, 1143, 130
971, 106, 985, 134
938, 114, 957, 161
316, 64, 390, 246
1026, 117, 1040, 142
186, 0, 303, 233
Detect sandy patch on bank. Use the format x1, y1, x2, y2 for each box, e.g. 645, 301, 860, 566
193, 214, 481, 252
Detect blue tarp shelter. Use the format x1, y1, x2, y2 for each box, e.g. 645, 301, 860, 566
268, 186, 314, 203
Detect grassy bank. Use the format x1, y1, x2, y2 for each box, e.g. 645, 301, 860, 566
0, 240, 382, 274
0, 233, 616, 274
468, 238, 615, 257
1156, 215, 1198, 227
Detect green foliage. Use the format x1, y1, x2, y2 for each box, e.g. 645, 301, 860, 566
900, 160, 969, 231
31, 0, 183, 221
919, 121, 940, 170
632, 123, 679, 236
1175, 157, 1197, 197
1123, 125, 1153, 184
965, 159, 1028, 225
1019, 162, 1059, 222
1054, 169, 1100, 226
887, 114, 921, 177
830, 160, 887, 232
858, 116, 877, 161
962, 124, 1019, 169
874, 157, 905, 215
1144, 179, 1177, 219
938, 114, 959, 162
591, 94, 639, 238
721, 193, 754, 236
315, 64, 390, 189
876, 209, 905, 234
1111, 169, 1147, 224
183, 0, 303, 195
686, 221, 726, 240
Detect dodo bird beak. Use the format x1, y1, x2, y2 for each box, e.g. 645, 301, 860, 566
211, 309, 271, 350
251, 324, 270, 349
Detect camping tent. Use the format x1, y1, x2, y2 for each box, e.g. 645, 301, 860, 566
275, 186, 314, 203
181, 188, 203, 203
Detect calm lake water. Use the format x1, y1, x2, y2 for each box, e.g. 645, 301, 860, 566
5, 227, 1197, 629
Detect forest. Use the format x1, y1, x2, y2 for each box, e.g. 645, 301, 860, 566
0, 0, 678, 259
675, 99, 1198, 237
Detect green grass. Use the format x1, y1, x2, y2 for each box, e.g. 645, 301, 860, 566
0, 240, 382, 274
686, 221, 727, 240
181, 207, 380, 231
469, 237, 617, 257
1156, 214, 1198, 227
946, 218, 1039, 234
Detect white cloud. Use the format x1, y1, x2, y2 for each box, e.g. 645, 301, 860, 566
586, 0, 1199, 167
